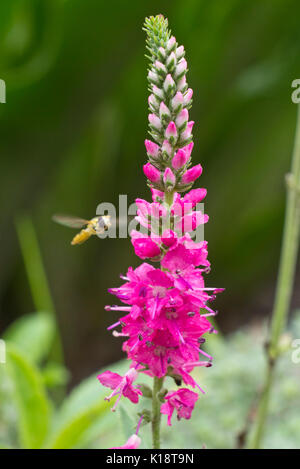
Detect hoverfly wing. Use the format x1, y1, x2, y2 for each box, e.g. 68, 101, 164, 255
52, 214, 90, 229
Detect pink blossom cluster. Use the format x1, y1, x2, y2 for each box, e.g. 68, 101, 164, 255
98, 16, 223, 445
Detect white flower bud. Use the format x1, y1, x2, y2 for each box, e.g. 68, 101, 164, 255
176, 45, 185, 61
148, 69, 160, 85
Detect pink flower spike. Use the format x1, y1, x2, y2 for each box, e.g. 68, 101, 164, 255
175, 109, 189, 128
148, 113, 161, 131
161, 389, 198, 426
144, 140, 160, 158
181, 164, 203, 184
163, 167, 176, 188
172, 149, 189, 170
101, 19, 224, 432
143, 162, 161, 183
111, 434, 141, 450
165, 121, 178, 142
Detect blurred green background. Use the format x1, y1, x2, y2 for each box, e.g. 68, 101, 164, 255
0, 0, 300, 449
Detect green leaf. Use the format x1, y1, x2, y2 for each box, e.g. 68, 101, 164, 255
45, 360, 129, 449
4, 312, 55, 365
6, 343, 51, 449
119, 404, 134, 440
46, 400, 109, 449
42, 362, 69, 389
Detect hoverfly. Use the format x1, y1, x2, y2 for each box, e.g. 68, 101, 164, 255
52, 214, 111, 245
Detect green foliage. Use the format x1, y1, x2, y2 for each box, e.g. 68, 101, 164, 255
1, 312, 300, 448
4, 312, 55, 365
5, 343, 51, 449
119, 404, 135, 440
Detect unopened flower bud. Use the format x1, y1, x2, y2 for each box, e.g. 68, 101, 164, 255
158, 46, 166, 60
148, 113, 162, 131
183, 188, 207, 206
163, 167, 176, 189
159, 102, 171, 120
155, 60, 167, 75
181, 164, 202, 184
177, 75, 187, 92
166, 36, 176, 53
148, 69, 160, 85
183, 141, 194, 159
166, 52, 176, 70
175, 59, 187, 78
162, 139, 173, 158
148, 93, 159, 111
184, 88, 193, 106
143, 162, 161, 183
165, 121, 178, 143
161, 229, 177, 247
172, 149, 189, 170
163, 74, 175, 95
175, 108, 189, 129
171, 92, 184, 113
176, 45, 185, 60
152, 85, 164, 100
180, 121, 194, 141
132, 237, 161, 259
144, 139, 160, 158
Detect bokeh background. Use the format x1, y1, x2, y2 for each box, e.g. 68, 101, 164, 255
1, 0, 300, 449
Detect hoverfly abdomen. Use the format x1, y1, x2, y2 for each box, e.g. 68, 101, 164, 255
71, 227, 93, 245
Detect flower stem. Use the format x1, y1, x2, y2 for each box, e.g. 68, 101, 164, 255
152, 376, 164, 449
164, 190, 175, 208
249, 105, 300, 448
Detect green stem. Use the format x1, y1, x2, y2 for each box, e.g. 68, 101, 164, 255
164, 190, 175, 208
152, 377, 164, 449
15, 214, 64, 364
249, 105, 300, 448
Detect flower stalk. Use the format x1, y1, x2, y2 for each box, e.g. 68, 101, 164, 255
152, 377, 164, 449
97, 15, 223, 449
249, 104, 300, 448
